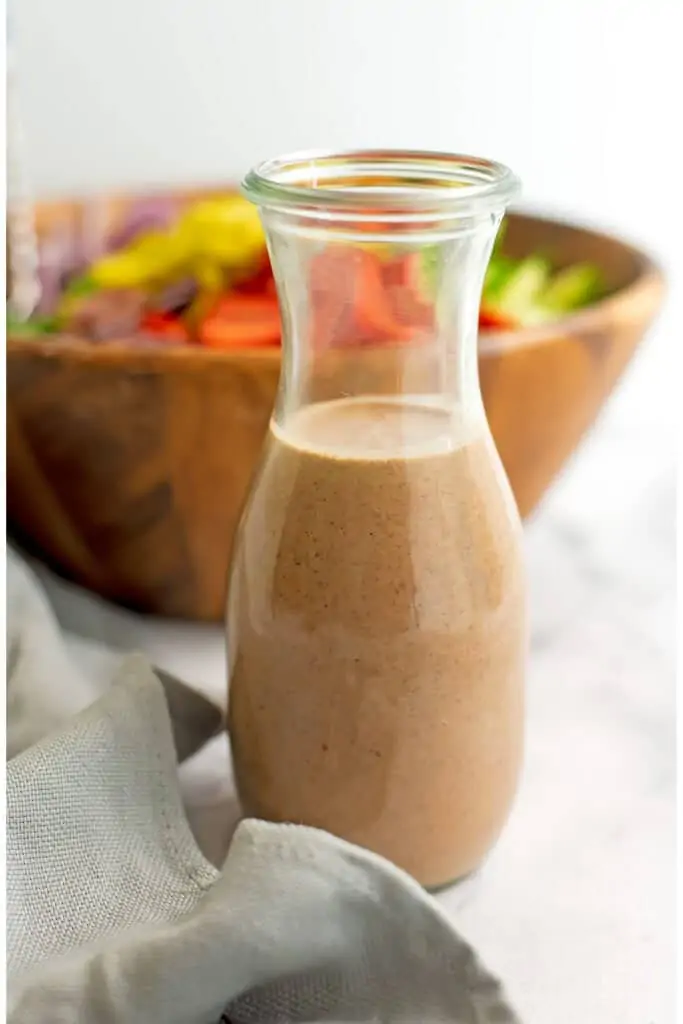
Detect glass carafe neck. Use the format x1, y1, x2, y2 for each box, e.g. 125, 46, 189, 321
243, 151, 519, 438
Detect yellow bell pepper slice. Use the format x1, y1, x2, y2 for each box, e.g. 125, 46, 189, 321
177, 196, 265, 270
89, 230, 188, 289
88, 195, 267, 294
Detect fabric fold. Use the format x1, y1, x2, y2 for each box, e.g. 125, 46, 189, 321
6, 550, 520, 1024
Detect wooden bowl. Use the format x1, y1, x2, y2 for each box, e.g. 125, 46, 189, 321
7, 195, 665, 620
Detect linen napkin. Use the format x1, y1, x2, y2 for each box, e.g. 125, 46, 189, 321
6, 550, 520, 1023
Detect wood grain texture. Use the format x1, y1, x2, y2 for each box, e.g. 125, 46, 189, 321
6, 199, 665, 619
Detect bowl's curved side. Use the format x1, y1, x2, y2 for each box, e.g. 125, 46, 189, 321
480, 263, 665, 518
6, 208, 667, 619
7, 346, 281, 618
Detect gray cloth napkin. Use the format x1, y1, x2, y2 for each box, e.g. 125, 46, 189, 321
6, 551, 520, 1023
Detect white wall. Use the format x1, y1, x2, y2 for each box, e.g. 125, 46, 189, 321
12, 1, 674, 225
11, 0, 680, 432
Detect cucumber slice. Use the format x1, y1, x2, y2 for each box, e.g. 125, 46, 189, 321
492, 217, 508, 256
7, 314, 58, 337
495, 256, 552, 320
483, 255, 516, 303
417, 244, 440, 300
539, 263, 604, 313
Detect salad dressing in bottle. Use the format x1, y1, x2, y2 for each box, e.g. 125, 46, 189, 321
227, 150, 527, 889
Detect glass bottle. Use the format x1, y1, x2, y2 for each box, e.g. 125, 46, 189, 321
227, 150, 526, 890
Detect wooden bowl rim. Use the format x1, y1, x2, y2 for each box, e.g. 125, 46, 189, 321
7, 210, 666, 368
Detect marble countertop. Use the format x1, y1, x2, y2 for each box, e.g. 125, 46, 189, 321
31, 347, 675, 1023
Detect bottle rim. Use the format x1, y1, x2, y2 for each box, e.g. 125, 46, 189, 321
242, 148, 520, 221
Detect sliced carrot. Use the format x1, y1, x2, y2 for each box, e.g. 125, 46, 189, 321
380, 251, 420, 288
309, 247, 414, 350
381, 253, 435, 332
199, 295, 281, 349
354, 250, 413, 341
308, 248, 358, 350
386, 285, 434, 332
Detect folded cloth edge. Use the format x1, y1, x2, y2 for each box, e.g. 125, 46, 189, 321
7, 653, 220, 906
8, 814, 522, 1024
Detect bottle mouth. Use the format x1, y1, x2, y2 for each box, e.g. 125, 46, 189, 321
242, 148, 520, 221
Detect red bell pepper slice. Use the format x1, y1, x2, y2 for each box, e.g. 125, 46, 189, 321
478, 306, 518, 330
199, 295, 281, 349
140, 312, 190, 342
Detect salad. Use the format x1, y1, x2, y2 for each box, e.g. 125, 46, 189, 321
7, 194, 605, 347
